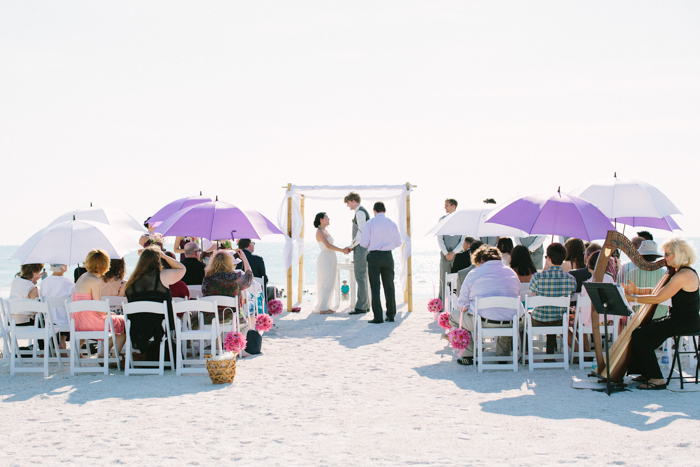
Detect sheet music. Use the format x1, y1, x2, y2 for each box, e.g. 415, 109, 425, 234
615, 285, 635, 316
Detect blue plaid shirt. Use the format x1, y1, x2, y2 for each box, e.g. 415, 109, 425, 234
529, 266, 576, 322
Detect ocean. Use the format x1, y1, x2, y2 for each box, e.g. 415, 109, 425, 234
3, 237, 700, 302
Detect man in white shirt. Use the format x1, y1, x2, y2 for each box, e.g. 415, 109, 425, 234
345, 192, 371, 315
40, 264, 75, 350
360, 202, 403, 323
438, 198, 463, 302
449, 246, 523, 365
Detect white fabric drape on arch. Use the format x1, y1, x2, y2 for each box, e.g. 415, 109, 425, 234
277, 184, 413, 292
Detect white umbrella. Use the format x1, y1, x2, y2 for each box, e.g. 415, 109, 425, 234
569, 174, 681, 219
11, 220, 143, 265
425, 204, 528, 238
49, 205, 147, 238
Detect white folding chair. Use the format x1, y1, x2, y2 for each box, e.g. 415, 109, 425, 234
524, 295, 571, 371
198, 295, 242, 334
444, 273, 460, 314
102, 295, 127, 315
122, 301, 173, 376
519, 282, 531, 301
172, 299, 220, 375
42, 295, 72, 358
0, 298, 11, 360
66, 300, 121, 375
474, 296, 521, 372
187, 285, 203, 299
569, 293, 619, 369
7, 299, 63, 376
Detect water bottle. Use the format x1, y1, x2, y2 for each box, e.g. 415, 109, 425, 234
661, 355, 669, 365
592, 363, 597, 372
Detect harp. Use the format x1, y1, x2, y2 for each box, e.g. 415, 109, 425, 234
591, 231, 670, 382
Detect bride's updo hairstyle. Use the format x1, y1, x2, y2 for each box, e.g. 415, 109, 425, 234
313, 212, 326, 228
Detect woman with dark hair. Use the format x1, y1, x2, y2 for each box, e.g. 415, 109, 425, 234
496, 237, 514, 265
563, 238, 586, 272
123, 247, 185, 355
313, 212, 351, 314
102, 258, 127, 296
509, 245, 537, 282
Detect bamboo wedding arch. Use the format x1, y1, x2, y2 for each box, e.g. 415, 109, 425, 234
277, 183, 416, 312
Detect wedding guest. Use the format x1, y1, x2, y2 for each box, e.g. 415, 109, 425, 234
180, 242, 206, 285
569, 243, 602, 293
529, 243, 577, 355
496, 237, 514, 265
624, 237, 699, 390
341, 280, 350, 300
101, 259, 127, 297
40, 264, 74, 349
202, 250, 253, 333
516, 236, 546, 270
451, 237, 476, 274
163, 252, 189, 299
456, 240, 484, 292
449, 245, 523, 365
563, 238, 586, 271
9, 263, 43, 326
123, 247, 185, 356
637, 231, 653, 241
73, 250, 127, 356
236, 239, 268, 290
173, 236, 190, 261
509, 245, 537, 283
437, 198, 463, 302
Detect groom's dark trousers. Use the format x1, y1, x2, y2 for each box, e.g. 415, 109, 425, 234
367, 250, 396, 322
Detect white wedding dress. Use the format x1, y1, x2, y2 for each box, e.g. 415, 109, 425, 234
313, 232, 339, 312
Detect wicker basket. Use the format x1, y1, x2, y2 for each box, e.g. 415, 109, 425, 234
205, 354, 237, 384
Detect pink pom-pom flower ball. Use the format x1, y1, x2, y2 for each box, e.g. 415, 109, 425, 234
448, 329, 471, 350
224, 331, 247, 354
268, 299, 283, 316
256, 314, 274, 332
427, 298, 443, 314
438, 311, 452, 331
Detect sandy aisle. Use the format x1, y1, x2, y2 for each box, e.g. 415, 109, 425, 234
2, 299, 700, 466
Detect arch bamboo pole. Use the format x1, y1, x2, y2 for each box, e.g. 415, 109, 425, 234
298, 195, 305, 304
286, 183, 293, 311
405, 182, 413, 312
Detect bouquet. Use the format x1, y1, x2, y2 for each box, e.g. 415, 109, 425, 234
224, 331, 247, 354
437, 311, 452, 331
428, 298, 443, 314
448, 329, 471, 350
268, 299, 283, 317
256, 314, 274, 332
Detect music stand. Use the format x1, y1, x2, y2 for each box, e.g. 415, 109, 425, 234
583, 282, 633, 396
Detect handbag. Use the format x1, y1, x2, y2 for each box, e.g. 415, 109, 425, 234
245, 329, 262, 354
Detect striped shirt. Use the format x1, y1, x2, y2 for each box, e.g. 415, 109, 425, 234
529, 266, 577, 322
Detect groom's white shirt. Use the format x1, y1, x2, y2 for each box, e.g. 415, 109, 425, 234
351, 204, 368, 248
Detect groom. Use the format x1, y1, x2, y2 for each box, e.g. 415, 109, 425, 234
344, 192, 371, 315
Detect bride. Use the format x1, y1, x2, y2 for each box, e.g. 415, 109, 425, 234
313, 212, 351, 314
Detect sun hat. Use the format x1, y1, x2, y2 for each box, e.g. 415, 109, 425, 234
638, 240, 661, 258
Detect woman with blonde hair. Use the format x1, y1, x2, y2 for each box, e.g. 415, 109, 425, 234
73, 250, 127, 355
123, 247, 186, 355
202, 249, 253, 333
624, 237, 699, 390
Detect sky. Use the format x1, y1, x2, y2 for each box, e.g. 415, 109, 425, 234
1, 1, 698, 246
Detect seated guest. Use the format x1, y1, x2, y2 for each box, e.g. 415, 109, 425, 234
10, 263, 43, 326
40, 264, 74, 349
123, 247, 185, 356
569, 243, 602, 293
163, 251, 189, 299
181, 242, 206, 285
455, 240, 483, 292
202, 249, 254, 334
637, 230, 653, 241
563, 238, 586, 271
102, 259, 127, 296
236, 239, 268, 290
529, 243, 577, 355
516, 236, 546, 270
73, 250, 127, 357
624, 237, 698, 390
510, 245, 537, 283
451, 237, 476, 274
496, 237, 514, 265
448, 245, 523, 365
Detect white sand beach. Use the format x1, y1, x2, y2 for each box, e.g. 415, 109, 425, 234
2, 299, 700, 466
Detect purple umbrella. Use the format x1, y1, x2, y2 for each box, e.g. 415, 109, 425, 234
148, 193, 212, 225
484, 188, 616, 242
615, 215, 681, 232
153, 198, 283, 241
